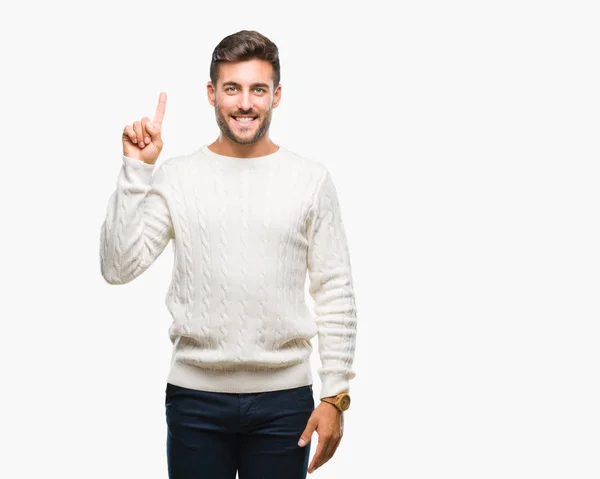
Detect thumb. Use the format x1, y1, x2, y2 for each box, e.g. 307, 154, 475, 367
298, 419, 316, 447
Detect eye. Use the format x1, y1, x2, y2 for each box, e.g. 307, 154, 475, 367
225, 86, 237, 93
254, 88, 265, 94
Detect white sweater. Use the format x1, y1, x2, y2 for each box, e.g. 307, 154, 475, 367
99, 144, 358, 399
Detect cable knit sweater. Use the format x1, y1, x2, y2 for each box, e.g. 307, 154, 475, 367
99, 144, 358, 399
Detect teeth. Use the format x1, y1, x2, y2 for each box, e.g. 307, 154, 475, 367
235, 117, 255, 122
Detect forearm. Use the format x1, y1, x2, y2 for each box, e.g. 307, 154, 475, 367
100, 156, 173, 284
314, 277, 358, 398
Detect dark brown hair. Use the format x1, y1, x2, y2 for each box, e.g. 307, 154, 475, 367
210, 30, 280, 88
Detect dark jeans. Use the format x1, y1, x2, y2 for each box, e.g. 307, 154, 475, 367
165, 382, 314, 479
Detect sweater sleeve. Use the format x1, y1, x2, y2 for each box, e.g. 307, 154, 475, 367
99, 155, 174, 285
306, 169, 358, 399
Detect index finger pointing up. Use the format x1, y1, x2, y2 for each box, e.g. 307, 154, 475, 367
153, 92, 167, 126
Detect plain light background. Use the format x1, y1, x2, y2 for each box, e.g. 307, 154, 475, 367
2, 0, 599, 477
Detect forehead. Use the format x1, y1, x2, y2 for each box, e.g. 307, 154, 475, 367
218, 59, 274, 86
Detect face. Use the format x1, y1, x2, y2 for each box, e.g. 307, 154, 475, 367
208, 59, 281, 145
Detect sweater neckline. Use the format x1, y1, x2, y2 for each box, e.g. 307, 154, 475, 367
200, 144, 284, 166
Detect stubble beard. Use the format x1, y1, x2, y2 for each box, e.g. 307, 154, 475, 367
215, 103, 273, 145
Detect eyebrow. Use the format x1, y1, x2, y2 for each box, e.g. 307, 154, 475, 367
221, 81, 270, 89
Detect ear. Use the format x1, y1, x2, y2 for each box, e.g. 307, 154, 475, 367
272, 82, 282, 109
207, 81, 216, 106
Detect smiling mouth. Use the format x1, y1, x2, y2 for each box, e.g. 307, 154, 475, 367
232, 116, 257, 127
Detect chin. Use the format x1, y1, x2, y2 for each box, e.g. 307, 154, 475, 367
222, 129, 257, 145
232, 136, 260, 145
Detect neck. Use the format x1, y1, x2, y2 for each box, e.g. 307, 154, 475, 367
209, 134, 279, 158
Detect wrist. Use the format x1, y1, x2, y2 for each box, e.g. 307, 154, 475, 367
320, 400, 342, 412
319, 392, 351, 412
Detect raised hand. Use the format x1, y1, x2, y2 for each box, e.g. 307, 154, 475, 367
122, 92, 167, 165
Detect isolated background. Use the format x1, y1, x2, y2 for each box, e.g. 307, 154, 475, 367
2, 0, 599, 477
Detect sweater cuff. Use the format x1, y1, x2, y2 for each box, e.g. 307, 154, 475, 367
319, 374, 350, 400
122, 155, 155, 183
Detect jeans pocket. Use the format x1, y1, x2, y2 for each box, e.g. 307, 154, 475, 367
296, 385, 315, 408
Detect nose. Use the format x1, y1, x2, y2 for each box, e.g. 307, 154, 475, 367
238, 89, 254, 112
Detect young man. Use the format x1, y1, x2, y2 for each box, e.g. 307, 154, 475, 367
100, 30, 358, 479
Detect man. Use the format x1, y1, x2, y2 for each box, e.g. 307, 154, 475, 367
100, 30, 358, 479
